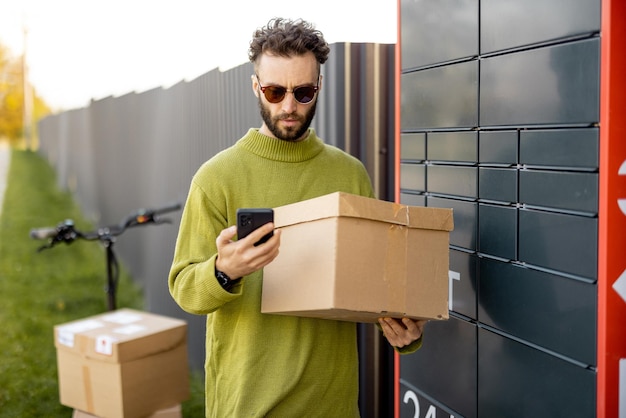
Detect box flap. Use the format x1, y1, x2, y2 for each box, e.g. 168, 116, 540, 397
54, 309, 187, 363
407, 205, 454, 231
263, 309, 446, 323
274, 192, 453, 231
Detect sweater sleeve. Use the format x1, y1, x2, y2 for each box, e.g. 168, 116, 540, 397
168, 179, 241, 315
395, 335, 423, 354
376, 322, 424, 354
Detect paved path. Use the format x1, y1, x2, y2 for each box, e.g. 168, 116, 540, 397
0, 141, 10, 218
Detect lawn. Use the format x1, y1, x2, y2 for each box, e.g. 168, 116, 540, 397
0, 148, 204, 417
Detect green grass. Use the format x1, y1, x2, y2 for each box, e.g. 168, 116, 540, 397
0, 149, 204, 417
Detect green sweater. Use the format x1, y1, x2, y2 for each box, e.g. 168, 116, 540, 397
169, 129, 375, 417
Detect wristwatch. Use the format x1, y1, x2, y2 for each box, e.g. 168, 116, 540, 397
215, 267, 241, 292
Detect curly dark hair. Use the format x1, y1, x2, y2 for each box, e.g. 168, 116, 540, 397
248, 18, 330, 69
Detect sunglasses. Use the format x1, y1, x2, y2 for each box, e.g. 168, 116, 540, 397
256, 75, 319, 104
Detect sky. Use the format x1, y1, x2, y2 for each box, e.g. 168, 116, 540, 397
0, 0, 397, 111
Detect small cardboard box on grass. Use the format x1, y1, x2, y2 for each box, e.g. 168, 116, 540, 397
54, 309, 189, 418
262, 192, 454, 323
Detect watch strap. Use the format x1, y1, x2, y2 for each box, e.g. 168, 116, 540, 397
215, 267, 241, 292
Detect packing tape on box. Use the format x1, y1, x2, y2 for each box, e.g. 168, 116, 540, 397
385, 224, 408, 315
391, 202, 410, 224
81, 365, 95, 413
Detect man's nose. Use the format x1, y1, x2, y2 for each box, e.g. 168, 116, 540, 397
281, 91, 298, 113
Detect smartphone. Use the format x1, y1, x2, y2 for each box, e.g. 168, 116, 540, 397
237, 208, 274, 246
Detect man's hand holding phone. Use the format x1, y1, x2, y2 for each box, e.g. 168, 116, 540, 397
215, 211, 280, 280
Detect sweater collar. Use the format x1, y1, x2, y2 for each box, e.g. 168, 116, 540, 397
237, 128, 325, 162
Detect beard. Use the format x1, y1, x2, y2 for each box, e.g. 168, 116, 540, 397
258, 97, 318, 142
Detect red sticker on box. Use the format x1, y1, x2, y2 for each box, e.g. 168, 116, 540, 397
95, 335, 117, 355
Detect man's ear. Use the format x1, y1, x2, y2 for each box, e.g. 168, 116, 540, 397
251, 74, 260, 98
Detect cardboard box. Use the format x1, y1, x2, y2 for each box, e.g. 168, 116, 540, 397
72, 404, 182, 418
262, 192, 454, 323
54, 309, 189, 418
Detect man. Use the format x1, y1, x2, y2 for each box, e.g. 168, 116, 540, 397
169, 18, 425, 417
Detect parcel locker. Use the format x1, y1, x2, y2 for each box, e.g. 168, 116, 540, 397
427, 166, 477, 199
400, 192, 425, 208
448, 249, 478, 320
478, 204, 517, 260
480, 0, 600, 54
397, 0, 624, 416
478, 168, 517, 203
400, 163, 425, 192
400, 61, 478, 131
478, 131, 517, 165
520, 128, 599, 169
401, 0, 477, 70
480, 39, 600, 127
427, 132, 477, 163
478, 258, 597, 364
400, 133, 426, 162
518, 209, 598, 280
519, 170, 598, 213
400, 318, 478, 418
478, 328, 596, 418
428, 197, 477, 251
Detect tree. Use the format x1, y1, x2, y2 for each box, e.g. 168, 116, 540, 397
0, 41, 51, 148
